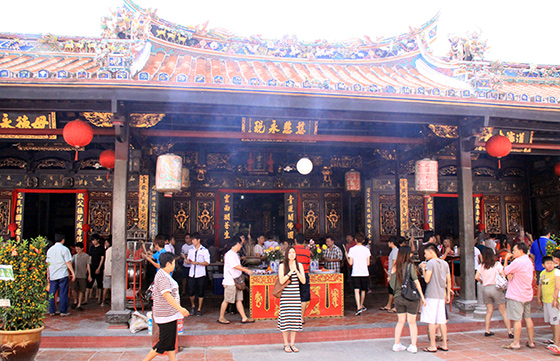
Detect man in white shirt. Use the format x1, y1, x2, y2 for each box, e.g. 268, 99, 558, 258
218, 236, 254, 324
485, 234, 497, 253
186, 233, 210, 316
180, 234, 194, 296
46, 234, 75, 316
348, 234, 371, 316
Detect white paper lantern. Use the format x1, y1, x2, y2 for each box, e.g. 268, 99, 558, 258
415, 158, 438, 194
155, 153, 182, 197
296, 157, 313, 175
345, 170, 361, 192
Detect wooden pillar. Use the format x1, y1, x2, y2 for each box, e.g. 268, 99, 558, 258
106, 111, 132, 323
456, 134, 477, 311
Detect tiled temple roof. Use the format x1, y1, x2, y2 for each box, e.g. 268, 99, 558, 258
0, 0, 559, 107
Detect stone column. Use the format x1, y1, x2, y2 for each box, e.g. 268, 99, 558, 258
455, 134, 477, 312
106, 113, 132, 323
473, 282, 487, 319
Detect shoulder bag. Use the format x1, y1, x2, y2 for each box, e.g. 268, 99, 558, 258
228, 267, 246, 291
494, 263, 508, 291
272, 274, 291, 298
401, 263, 421, 301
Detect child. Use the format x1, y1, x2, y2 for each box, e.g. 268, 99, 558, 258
72, 242, 92, 311
142, 252, 190, 361
552, 250, 560, 269
537, 256, 560, 353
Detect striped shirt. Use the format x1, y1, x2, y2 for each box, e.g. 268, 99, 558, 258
152, 269, 182, 324
324, 245, 343, 273
294, 245, 310, 273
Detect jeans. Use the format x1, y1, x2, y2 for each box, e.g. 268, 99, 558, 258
49, 276, 69, 314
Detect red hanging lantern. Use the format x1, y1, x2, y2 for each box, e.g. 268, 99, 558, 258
63, 120, 94, 160
99, 149, 115, 179
99, 150, 115, 169
477, 223, 486, 231
485, 135, 512, 169
554, 162, 560, 176
82, 224, 91, 233
422, 223, 430, 231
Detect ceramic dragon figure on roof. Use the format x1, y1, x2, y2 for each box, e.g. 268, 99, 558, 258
448, 32, 488, 62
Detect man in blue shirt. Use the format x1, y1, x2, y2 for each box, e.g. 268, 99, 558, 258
530, 227, 552, 283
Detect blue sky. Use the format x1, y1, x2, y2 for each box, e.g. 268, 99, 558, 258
1, 0, 558, 65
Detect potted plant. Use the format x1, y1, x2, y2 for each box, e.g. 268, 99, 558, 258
264, 246, 283, 273
307, 240, 326, 272
0, 236, 49, 361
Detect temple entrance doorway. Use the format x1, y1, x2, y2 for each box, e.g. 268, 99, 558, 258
433, 196, 459, 239
23, 193, 76, 246
232, 193, 284, 239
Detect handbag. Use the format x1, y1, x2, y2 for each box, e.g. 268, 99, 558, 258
272, 275, 291, 298
234, 274, 246, 291
495, 266, 508, 291
401, 263, 421, 301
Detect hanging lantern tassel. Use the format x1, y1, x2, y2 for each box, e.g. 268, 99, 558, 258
74, 149, 79, 161
8, 223, 18, 238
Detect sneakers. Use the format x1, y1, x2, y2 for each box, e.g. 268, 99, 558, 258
355, 306, 367, 316
60, 312, 71, 316
407, 344, 417, 353
196, 310, 202, 317
190, 307, 196, 315
392, 343, 407, 352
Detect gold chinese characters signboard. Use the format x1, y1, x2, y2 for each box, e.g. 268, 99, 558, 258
221, 192, 233, 242
476, 127, 534, 153
242, 117, 317, 141
75, 193, 86, 244
0, 112, 56, 139
285, 193, 297, 240
138, 175, 149, 231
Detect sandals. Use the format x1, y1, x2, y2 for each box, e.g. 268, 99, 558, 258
290, 345, 299, 353
484, 331, 494, 337
525, 342, 536, 349
437, 346, 448, 352
423, 348, 437, 353
284, 345, 292, 353
241, 318, 255, 323
501, 344, 521, 350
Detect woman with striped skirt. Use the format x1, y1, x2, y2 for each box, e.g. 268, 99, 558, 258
278, 246, 306, 353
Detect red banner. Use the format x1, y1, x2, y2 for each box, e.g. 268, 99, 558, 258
250, 273, 344, 320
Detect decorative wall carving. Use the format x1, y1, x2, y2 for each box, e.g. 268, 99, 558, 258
303, 200, 320, 236
330, 156, 362, 169
473, 167, 496, 177
429, 124, 459, 138
408, 195, 424, 229
83, 112, 165, 128
173, 200, 191, 234
197, 200, 215, 236
325, 200, 341, 235
89, 199, 111, 236
0, 199, 9, 236
0, 158, 27, 169
36, 159, 67, 170
302, 193, 319, 199
484, 201, 501, 234
380, 195, 397, 236
438, 165, 457, 176
506, 203, 522, 234
127, 192, 139, 230
207, 153, 233, 170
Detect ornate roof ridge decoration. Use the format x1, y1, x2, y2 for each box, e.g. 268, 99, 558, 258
123, 0, 439, 61
83, 112, 165, 128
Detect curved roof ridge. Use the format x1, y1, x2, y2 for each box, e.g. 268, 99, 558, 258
125, 0, 439, 62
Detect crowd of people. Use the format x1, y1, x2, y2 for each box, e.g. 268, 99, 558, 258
46, 233, 111, 316
46, 225, 560, 357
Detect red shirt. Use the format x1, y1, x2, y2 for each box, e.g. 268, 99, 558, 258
294, 245, 310, 273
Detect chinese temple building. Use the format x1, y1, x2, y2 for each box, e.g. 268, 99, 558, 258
1, 0, 560, 320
